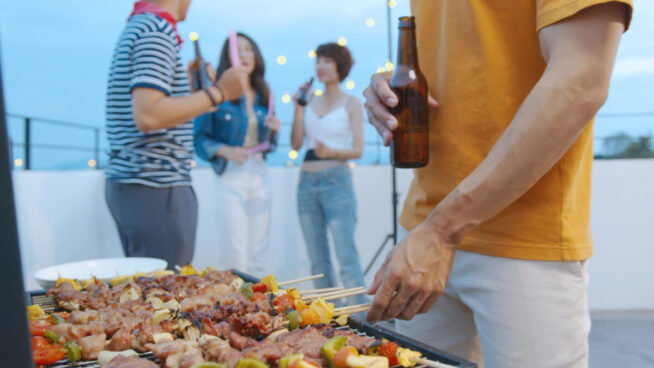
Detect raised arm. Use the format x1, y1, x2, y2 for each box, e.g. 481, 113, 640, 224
365, 2, 629, 322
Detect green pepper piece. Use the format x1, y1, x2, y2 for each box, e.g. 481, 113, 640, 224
278, 353, 304, 368
190, 363, 228, 368
44, 330, 59, 344
50, 314, 65, 325
321, 336, 347, 368
240, 283, 254, 300
285, 310, 302, 331
63, 341, 81, 362
235, 357, 269, 368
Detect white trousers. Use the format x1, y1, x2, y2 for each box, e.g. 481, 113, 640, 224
214, 154, 271, 278
395, 226, 591, 368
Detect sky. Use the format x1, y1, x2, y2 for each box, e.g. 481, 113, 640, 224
1, 0, 653, 169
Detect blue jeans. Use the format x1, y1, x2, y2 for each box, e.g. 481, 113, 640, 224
297, 165, 368, 306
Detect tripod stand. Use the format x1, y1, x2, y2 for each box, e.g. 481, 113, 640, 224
364, 166, 398, 275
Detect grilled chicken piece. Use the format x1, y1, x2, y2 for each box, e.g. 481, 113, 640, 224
104, 355, 158, 368
79, 333, 107, 360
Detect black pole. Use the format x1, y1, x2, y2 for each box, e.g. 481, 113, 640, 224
365, 0, 399, 276
24, 117, 30, 170
94, 128, 100, 169
0, 50, 35, 368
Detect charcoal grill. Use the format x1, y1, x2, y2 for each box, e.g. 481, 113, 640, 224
26, 270, 477, 368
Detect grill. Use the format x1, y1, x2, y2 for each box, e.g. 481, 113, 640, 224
27, 270, 477, 368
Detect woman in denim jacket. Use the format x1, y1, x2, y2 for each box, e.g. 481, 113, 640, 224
290, 43, 367, 305
194, 33, 280, 277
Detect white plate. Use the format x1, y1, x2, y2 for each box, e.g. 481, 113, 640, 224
33, 257, 167, 290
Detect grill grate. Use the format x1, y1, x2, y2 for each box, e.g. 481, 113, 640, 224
27, 270, 476, 368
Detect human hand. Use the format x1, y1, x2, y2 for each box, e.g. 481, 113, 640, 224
363, 72, 438, 146
366, 223, 456, 322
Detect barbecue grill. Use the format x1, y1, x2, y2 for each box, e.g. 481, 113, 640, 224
26, 270, 477, 368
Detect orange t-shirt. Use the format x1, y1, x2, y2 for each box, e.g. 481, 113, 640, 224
401, 0, 633, 261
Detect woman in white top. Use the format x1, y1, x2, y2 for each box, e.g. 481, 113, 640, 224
290, 43, 367, 305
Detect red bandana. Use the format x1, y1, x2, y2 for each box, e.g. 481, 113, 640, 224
130, 1, 183, 47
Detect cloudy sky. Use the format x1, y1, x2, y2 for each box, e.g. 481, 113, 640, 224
0, 0, 652, 168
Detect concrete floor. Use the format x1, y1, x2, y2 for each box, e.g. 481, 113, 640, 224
382, 311, 654, 367
590, 311, 654, 367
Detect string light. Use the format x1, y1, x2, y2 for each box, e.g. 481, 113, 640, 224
189, 32, 199, 41
277, 55, 287, 65
87, 159, 97, 168
281, 93, 292, 103
289, 150, 298, 160
377, 66, 386, 73
337, 37, 347, 46
346, 80, 355, 90
315, 89, 323, 96
190, 160, 197, 168
366, 18, 375, 27
385, 61, 394, 71
14, 158, 23, 167
308, 50, 317, 58
388, 0, 397, 8
348, 162, 356, 169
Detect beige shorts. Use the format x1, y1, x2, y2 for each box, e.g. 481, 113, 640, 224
395, 227, 590, 368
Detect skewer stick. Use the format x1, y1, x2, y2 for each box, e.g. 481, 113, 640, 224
277, 274, 324, 287
318, 288, 368, 302
299, 286, 344, 295
334, 303, 369, 313
303, 287, 365, 301
334, 304, 371, 316
413, 357, 458, 368
175, 265, 182, 271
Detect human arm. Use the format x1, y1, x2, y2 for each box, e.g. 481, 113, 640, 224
365, 2, 630, 322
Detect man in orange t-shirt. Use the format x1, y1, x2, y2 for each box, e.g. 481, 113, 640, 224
363, 1, 632, 366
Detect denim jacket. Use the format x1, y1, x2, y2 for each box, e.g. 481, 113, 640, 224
193, 95, 273, 175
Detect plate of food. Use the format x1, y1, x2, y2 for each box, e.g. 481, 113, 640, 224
33, 257, 167, 289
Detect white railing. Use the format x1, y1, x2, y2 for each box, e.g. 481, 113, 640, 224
13, 160, 654, 311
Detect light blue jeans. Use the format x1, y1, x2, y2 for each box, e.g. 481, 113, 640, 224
297, 165, 368, 306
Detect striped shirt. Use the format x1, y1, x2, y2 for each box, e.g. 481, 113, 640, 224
105, 13, 193, 187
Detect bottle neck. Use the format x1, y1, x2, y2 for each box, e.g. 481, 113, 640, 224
193, 40, 203, 60
396, 27, 418, 68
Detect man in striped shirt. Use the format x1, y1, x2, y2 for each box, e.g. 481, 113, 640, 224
105, 0, 247, 268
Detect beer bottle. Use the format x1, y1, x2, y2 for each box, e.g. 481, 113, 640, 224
189, 32, 211, 91
297, 77, 314, 106
389, 16, 429, 168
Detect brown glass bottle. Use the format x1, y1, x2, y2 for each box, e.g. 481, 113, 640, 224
389, 16, 429, 168
190, 37, 211, 91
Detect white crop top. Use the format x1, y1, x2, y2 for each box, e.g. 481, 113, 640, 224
304, 103, 352, 150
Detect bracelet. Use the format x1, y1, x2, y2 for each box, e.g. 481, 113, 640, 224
203, 88, 219, 107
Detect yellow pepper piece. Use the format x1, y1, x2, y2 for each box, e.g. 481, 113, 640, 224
56, 278, 82, 291
294, 298, 308, 311
335, 314, 349, 326
396, 347, 421, 367
199, 266, 215, 277
133, 272, 148, 279
155, 270, 175, 280
309, 297, 335, 324
261, 274, 279, 292
27, 305, 45, 320
179, 264, 197, 276
286, 287, 301, 300
110, 275, 133, 287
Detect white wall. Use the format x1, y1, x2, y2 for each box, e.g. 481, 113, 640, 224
13, 160, 654, 310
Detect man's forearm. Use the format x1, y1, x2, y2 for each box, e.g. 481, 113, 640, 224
426, 72, 606, 243
424, 3, 627, 243
134, 86, 220, 133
